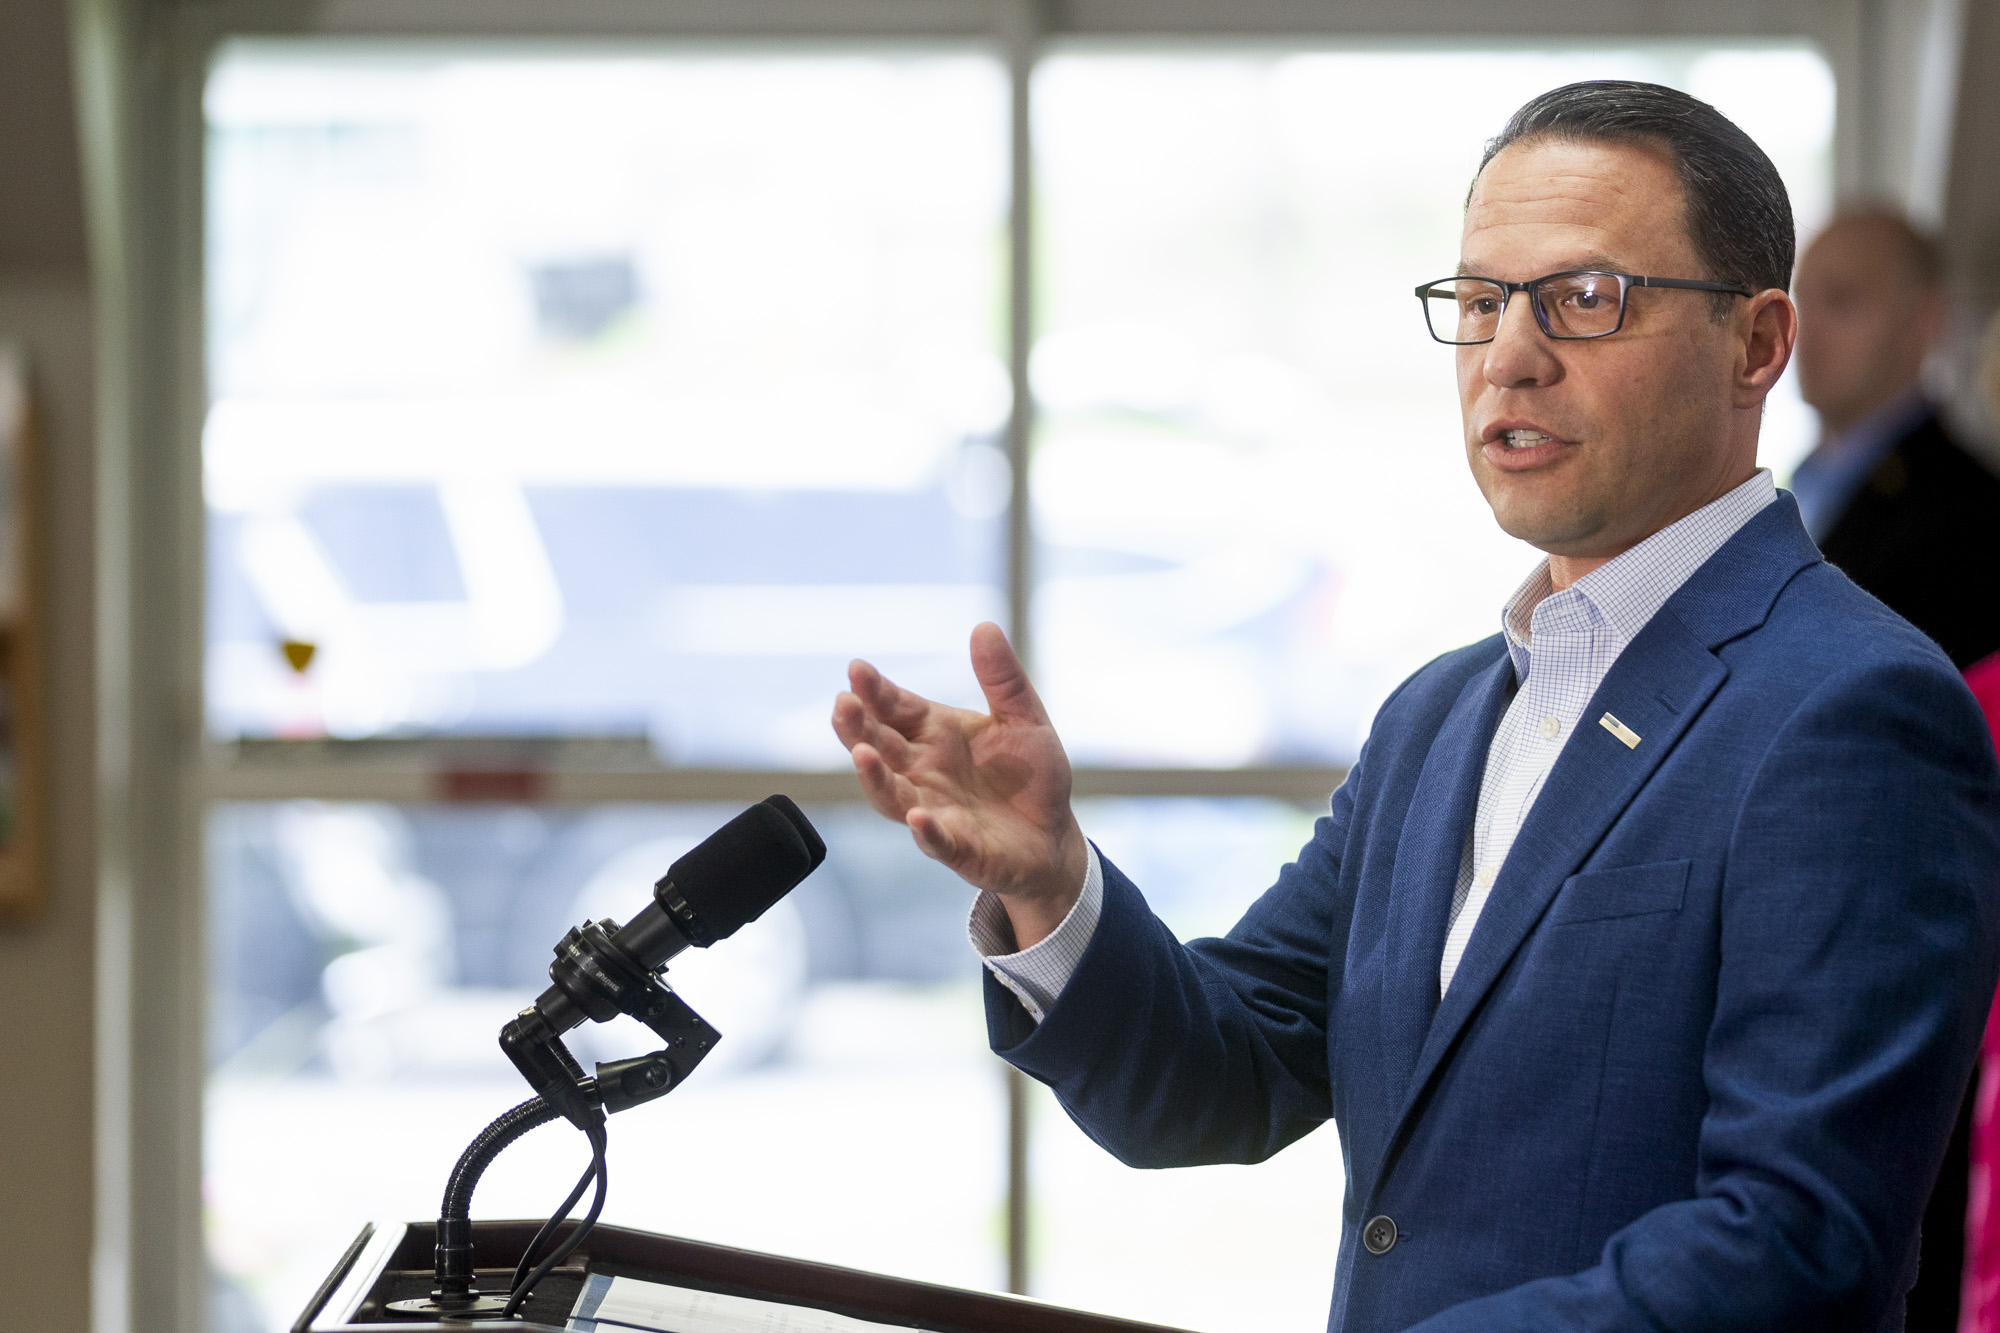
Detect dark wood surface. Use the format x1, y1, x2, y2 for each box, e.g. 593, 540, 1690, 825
311, 1219, 1200, 1333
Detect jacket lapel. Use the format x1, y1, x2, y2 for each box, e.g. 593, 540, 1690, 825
1379, 649, 1516, 1101
1398, 609, 1728, 1109
1377, 494, 1822, 1161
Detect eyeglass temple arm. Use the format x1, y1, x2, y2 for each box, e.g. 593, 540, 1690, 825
1630, 275, 1756, 297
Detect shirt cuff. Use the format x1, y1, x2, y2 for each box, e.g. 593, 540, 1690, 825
968, 843, 1104, 1024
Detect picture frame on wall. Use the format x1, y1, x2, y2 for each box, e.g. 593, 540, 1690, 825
0, 348, 46, 920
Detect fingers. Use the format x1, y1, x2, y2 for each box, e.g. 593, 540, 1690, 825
830, 690, 865, 746
968, 623, 1049, 725
849, 742, 921, 822
847, 658, 935, 735
831, 690, 913, 769
833, 664, 955, 829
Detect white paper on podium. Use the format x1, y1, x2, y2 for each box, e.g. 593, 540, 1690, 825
567, 1272, 939, 1333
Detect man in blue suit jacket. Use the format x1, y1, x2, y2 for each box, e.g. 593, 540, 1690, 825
833, 81, 2000, 1330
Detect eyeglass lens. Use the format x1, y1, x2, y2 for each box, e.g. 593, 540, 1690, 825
1422, 272, 1625, 343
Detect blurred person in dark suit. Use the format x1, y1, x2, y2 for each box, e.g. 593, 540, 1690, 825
1792, 208, 2000, 671
1794, 208, 2000, 1332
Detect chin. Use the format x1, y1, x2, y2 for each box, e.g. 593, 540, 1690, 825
1489, 504, 1598, 554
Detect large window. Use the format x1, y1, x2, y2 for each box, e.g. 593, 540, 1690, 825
201, 37, 1834, 1333
205, 49, 1009, 759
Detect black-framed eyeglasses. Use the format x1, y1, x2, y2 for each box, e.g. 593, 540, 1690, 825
1414, 270, 1756, 345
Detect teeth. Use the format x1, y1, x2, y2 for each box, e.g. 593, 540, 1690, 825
1502, 430, 1551, 449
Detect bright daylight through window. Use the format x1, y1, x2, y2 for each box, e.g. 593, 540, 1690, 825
205, 50, 1011, 759
201, 40, 1834, 1333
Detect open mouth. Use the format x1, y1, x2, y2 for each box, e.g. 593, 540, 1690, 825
1501, 430, 1552, 450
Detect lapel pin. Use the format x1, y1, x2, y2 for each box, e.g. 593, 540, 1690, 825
1599, 713, 1641, 749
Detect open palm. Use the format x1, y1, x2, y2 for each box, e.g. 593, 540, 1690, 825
831, 622, 1087, 946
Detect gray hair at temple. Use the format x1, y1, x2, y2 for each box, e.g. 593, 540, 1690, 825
1476, 80, 1796, 318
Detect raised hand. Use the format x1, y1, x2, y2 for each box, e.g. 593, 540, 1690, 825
831, 622, 1087, 949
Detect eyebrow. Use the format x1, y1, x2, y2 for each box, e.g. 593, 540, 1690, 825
1456, 253, 1628, 278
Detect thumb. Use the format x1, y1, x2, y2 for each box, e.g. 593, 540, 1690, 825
969, 622, 1048, 725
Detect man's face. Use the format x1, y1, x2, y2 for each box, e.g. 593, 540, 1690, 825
1793, 218, 1939, 433
1457, 137, 1755, 561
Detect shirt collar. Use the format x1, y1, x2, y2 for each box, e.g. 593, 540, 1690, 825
1817, 386, 1930, 470
1499, 468, 1778, 680
1789, 388, 1931, 541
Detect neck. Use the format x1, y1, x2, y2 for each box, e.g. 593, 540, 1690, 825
1547, 553, 1603, 592
1544, 462, 1760, 592
1817, 381, 1923, 445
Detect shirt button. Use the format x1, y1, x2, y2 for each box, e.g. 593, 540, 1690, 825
1473, 865, 1496, 889
1362, 1215, 1398, 1255
1539, 716, 1561, 739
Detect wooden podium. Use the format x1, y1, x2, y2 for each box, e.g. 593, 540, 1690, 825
295, 1219, 1199, 1332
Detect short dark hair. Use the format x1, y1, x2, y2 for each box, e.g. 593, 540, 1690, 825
1477, 81, 1795, 316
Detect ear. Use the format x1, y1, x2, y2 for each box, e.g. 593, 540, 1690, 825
1733, 288, 1796, 409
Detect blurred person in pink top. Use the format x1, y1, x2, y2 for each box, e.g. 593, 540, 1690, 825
1961, 313, 2000, 1333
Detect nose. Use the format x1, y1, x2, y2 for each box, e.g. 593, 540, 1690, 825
1478, 289, 1563, 390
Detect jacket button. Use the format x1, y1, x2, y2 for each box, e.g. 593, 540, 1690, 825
1362, 1214, 1398, 1255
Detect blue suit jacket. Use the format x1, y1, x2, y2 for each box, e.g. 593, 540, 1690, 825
989, 496, 2000, 1332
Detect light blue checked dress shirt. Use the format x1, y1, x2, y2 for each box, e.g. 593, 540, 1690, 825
973, 469, 1778, 1019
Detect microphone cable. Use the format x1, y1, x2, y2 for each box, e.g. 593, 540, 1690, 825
501, 1119, 609, 1319
507, 1146, 600, 1297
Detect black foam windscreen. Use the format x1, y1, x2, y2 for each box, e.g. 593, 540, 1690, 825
759, 793, 827, 867
660, 795, 826, 943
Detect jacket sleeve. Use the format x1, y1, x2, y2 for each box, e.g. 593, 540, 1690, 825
984, 765, 1358, 1168
1406, 658, 2000, 1332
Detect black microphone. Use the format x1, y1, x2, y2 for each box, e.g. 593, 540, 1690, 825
446, 797, 827, 1315
530, 795, 827, 1036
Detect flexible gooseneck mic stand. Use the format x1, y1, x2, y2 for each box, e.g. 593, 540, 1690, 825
387, 918, 724, 1320
383, 794, 827, 1322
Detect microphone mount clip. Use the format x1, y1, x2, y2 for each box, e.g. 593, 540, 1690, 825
499, 917, 721, 1130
